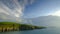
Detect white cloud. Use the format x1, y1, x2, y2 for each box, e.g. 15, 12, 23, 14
51, 10, 60, 16
0, 7, 10, 15
0, 0, 35, 21
0, 0, 23, 18
15, 13, 20, 17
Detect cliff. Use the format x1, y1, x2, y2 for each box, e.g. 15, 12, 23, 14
0, 22, 46, 32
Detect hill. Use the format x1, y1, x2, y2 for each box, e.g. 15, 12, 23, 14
0, 22, 46, 32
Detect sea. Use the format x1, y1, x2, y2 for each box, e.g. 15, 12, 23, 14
0, 27, 60, 34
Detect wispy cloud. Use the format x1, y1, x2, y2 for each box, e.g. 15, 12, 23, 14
0, 0, 35, 20
0, 2, 11, 15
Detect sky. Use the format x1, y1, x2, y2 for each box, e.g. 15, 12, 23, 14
0, 0, 60, 18
24, 0, 60, 18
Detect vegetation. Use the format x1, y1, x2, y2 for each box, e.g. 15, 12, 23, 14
0, 22, 46, 32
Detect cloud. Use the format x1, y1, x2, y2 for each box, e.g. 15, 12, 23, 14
0, 0, 35, 21
50, 10, 60, 16
12, 0, 23, 17
0, 8, 9, 15
0, 0, 23, 18
0, 2, 10, 15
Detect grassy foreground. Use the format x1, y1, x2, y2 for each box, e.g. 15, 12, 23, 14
0, 22, 46, 32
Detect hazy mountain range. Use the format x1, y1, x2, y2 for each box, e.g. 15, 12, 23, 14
0, 14, 60, 27
23, 15, 60, 27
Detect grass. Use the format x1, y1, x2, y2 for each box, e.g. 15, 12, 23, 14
0, 21, 46, 32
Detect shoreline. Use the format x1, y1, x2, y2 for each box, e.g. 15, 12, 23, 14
0, 22, 46, 32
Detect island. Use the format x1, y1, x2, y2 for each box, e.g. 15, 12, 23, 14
0, 22, 46, 32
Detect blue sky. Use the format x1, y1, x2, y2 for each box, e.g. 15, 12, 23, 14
0, 0, 60, 18
23, 0, 60, 18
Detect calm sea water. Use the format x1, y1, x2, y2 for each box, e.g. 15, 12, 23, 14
0, 27, 60, 34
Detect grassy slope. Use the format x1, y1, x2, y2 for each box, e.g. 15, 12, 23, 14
0, 22, 46, 30
0, 22, 19, 24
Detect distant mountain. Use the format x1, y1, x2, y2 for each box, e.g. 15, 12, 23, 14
23, 15, 60, 27
1, 14, 60, 27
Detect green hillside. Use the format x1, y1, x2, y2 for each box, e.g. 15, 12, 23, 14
0, 22, 46, 32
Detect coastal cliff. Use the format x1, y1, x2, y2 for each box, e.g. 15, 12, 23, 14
0, 22, 46, 32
